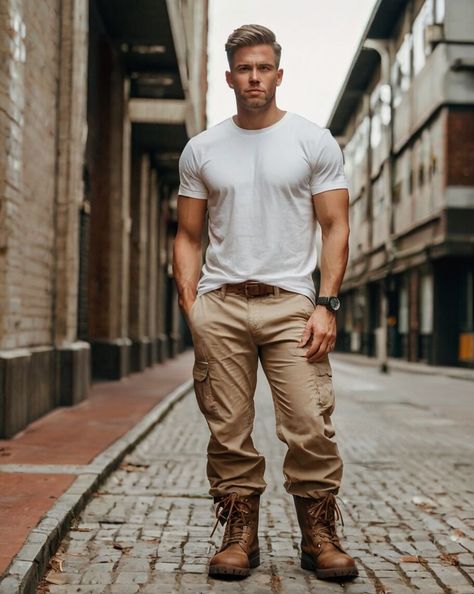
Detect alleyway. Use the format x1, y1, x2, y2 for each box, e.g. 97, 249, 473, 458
38, 358, 474, 593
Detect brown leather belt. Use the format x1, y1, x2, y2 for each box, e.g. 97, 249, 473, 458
223, 281, 279, 297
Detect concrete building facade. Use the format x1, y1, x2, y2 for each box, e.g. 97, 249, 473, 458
0, 0, 207, 437
328, 0, 474, 368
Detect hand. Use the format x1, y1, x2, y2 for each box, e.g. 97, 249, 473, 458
298, 306, 337, 362
180, 297, 197, 322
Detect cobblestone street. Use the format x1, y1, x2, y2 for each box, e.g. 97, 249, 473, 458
38, 357, 474, 593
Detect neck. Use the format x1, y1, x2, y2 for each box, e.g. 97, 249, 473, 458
234, 102, 286, 130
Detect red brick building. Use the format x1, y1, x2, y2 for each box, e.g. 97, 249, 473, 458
0, 0, 208, 437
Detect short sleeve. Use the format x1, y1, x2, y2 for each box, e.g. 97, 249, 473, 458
178, 141, 208, 199
310, 130, 348, 196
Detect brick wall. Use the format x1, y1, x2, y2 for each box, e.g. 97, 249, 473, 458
22, 0, 59, 346
446, 108, 474, 187
0, 0, 60, 350
0, 0, 88, 350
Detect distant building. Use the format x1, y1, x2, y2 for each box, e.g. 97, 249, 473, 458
328, 0, 474, 368
0, 0, 208, 437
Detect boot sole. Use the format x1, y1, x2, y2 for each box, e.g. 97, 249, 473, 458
208, 551, 260, 579
301, 551, 358, 580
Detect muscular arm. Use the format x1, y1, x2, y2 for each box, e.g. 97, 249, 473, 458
299, 188, 350, 362
172, 196, 207, 317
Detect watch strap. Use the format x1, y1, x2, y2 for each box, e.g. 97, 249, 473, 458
316, 297, 331, 305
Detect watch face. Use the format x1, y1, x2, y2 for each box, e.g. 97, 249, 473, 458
329, 297, 341, 311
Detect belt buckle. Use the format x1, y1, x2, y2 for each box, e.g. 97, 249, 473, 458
244, 281, 260, 297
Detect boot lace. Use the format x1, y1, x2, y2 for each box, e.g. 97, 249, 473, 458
307, 493, 345, 547
209, 493, 251, 550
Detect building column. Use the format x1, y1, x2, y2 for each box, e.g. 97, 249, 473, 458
88, 24, 131, 380
129, 151, 150, 372
54, 0, 90, 405
147, 169, 159, 365
156, 184, 173, 362
408, 269, 420, 362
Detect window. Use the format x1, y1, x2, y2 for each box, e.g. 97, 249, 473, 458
344, 117, 370, 196
370, 84, 391, 150
392, 33, 412, 107
435, 0, 445, 23
393, 181, 402, 204
355, 117, 370, 166
370, 111, 382, 150
409, 169, 414, 194
394, 149, 412, 204
419, 273, 433, 334
372, 175, 385, 219
399, 282, 409, 334
418, 164, 425, 187
413, 0, 434, 75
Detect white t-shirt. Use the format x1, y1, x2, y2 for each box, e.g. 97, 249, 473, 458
178, 112, 348, 303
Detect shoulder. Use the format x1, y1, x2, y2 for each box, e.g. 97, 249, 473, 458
183, 118, 232, 153
289, 113, 327, 140
179, 119, 232, 174
289, 113, 341, 162
292, 113, 337, 148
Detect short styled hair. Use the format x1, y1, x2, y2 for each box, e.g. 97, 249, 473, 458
225, 24, 282, 68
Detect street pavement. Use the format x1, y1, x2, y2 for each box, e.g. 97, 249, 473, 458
38, 356, 474, 593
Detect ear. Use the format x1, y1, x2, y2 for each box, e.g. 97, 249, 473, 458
225, 70, 234, 89
276, 68, 284, 87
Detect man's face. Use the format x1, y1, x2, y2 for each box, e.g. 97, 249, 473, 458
225, 44, 283, 111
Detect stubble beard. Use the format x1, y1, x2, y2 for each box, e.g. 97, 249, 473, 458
237, 87, 276, 112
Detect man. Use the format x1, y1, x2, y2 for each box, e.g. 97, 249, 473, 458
172, 24, 358, 581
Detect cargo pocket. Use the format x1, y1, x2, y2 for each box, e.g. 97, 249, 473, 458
312, 358, 336, 415
192, 360, 216, 417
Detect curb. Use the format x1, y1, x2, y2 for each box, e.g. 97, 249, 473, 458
0, 378, 194, 594
333, 352, 474, 382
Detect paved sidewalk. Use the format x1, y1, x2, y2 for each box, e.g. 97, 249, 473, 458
334, 352, 474, 383
36, 356, 474, 593
0, 351, 194, 584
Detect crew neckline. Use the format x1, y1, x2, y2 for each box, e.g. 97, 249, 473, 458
229, 111, 291, 135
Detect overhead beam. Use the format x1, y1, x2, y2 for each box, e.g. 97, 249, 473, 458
129, 99, 187, 124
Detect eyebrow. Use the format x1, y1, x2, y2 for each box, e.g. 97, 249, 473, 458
234, 62, 275, 68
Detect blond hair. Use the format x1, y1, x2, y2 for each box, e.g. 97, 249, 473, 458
225, 24, 282, 68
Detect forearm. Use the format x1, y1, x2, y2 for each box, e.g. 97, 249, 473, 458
172, 232, 202, 309
318, 226, 349, 296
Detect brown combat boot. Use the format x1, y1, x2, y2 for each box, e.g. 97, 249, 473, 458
293, 492, 358, 580
208, 492, 260, 579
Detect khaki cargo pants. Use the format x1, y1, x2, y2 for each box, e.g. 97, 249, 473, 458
188, 287, 343, 499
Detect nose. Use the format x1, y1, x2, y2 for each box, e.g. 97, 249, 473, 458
249, 66, 259, 82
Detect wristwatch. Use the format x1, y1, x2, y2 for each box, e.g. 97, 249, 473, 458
316, 296, 341, 312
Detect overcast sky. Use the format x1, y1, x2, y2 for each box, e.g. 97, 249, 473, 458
207, 0, 378, 128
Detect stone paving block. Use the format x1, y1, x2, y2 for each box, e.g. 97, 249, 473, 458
0, 575, 22, 594
113, 571, 149, 584
79, 562, 115, 584
106, 585, 140, 593
116, 556, 150, 572
36, 364, 474, 593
